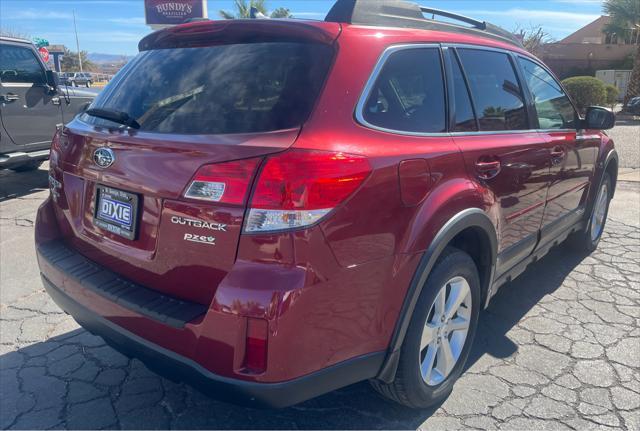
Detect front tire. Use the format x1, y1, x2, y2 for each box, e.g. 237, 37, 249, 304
371, 247, 481, 408
568, 173, 612, 252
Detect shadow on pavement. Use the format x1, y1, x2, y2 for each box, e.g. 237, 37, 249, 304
0, 166, 49, 202
0, 241, 591, 430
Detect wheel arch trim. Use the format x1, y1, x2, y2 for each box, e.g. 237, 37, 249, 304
377, 208, 497, 383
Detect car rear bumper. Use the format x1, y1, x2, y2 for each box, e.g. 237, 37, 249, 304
35, 194, 389, 407
41, 272, 384, 407
0, 149, 49, 168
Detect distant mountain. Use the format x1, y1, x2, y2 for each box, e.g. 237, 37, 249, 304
88, 53, 133, 64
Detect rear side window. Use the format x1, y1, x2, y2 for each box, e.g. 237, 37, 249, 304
83, 42, 333, 134
362, 48, 446, 134
0, 45, 45, 84
457, 49, 528, 131
518, 57, 577, 129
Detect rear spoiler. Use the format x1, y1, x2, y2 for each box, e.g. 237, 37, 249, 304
138, 20, 341, 51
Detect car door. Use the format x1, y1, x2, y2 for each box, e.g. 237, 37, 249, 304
0, 41, 63, 151
446, 47, 551, 275
516, 57, 599, 240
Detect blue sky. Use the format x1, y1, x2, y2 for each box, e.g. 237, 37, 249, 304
1, 0, 606, 55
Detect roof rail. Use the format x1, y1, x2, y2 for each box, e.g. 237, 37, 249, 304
325, 0, 523, 48
419, 7, 485, 30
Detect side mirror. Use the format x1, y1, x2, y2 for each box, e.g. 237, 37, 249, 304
583, 106, 615, 130
45, 70, 59, 90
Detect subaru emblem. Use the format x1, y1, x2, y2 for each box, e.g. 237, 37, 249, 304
93, 147, 115, 168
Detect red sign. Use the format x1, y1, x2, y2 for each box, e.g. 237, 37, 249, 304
38, 47, 50, 63
144, 0, 206, 26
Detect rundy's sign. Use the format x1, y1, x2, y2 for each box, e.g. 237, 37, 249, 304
144, 0, 207, 26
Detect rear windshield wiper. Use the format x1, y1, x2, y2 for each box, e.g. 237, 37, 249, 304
85, 108, 141, 129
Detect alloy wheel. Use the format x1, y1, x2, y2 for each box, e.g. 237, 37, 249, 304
419, 276, 472, 386
590, 182, 608, 242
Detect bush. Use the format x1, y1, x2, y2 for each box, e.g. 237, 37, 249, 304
605, 84, 619, 107
561, 76, 607, 112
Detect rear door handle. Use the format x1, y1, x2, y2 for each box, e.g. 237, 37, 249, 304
0, 93, 20, 103
475, 159, 501, 180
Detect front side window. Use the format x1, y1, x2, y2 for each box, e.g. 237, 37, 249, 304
362, 48, 446, 133
0, 45, 46, 84
457, 49, 528, 131
82, 42, 333, 135
518, 57, 577, 129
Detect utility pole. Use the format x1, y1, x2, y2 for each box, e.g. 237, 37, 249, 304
73, 10, 83, 72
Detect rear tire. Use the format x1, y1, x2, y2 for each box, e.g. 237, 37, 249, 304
371, 247, 481, 408
12, 161, 43, 172
568, 173, 612, 253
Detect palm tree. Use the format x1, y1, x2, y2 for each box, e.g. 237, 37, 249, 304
603, 0, 640, 104
219, 0, 291, 19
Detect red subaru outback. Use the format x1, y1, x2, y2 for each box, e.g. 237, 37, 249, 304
36, 0, 618, 408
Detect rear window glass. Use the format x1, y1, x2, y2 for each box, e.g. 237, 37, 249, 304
82, 42, 333, 134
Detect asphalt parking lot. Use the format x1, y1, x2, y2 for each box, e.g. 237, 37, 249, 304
1, 157, 639, 428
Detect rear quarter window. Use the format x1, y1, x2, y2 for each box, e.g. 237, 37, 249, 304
361, 47, 446, 134
82, 42, 333, 135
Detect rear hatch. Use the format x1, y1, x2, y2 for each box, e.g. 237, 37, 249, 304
53, 20, 339, 305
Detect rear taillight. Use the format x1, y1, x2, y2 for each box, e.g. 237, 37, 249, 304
51, 127, 62, 152
244, 150, 371, 233
49, 127, 63, 168
184, 158, 261, 205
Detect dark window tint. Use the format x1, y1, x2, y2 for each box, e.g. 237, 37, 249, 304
518, 57, 576, 129
83, 42, 333, 134
362, 48, 446, 133
0, 45, 45, 84
457, 49, 528, 131
449, 51, 477, 132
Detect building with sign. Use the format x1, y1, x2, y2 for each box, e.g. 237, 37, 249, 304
145, 0, 208, 30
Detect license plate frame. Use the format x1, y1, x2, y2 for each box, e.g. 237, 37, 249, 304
94, 185, 139, 240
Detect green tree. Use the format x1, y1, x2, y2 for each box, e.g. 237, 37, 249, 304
562, 76, 607, 112
219, 0, 291, 19
270, 7, 292, 18
603, 0, 640, 104
605, 84, 620, 107
60, 47, 97, 72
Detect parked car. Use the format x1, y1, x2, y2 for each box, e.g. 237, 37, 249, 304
36, 0, 617, 409
57, 72, 73, 86
61, 71, 93, 87
625, 96, 640, 115
0, 36, 95, 171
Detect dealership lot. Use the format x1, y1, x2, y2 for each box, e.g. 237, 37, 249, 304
1, 161, 639, 429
